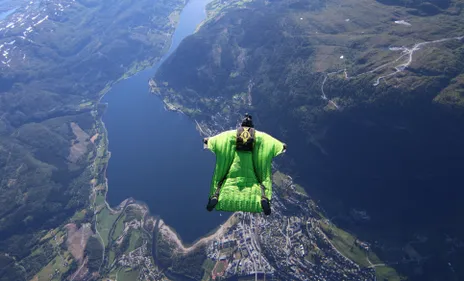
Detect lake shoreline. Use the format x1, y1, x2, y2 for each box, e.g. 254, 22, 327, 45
97, 0, 228, 245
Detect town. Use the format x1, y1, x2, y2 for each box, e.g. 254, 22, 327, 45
113, 174, 380, 281
204, 211, 376, 280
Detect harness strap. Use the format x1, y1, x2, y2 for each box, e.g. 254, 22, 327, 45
252, 154, 268, 200
212, 177, 226, 198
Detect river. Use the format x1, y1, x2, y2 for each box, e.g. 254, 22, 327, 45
102, 0, 229, 244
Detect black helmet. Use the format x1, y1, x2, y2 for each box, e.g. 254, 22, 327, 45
241, 113, 254, 128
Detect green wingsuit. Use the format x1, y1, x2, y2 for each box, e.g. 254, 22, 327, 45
205, 129, 285, 213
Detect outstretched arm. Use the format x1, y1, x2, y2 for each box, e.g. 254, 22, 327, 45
262, 133, 286, 158
202, 130, 236, 154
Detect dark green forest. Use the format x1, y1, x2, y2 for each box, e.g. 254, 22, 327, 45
0, 0, 184, 279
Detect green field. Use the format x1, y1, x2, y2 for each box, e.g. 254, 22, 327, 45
96, 207, 120, 246
108, 250, 116, 267
118, 268, 140, 281
305, 251, 317, 264
202, 258, 215, 272
319, 222, 402, 279
34, 252, 73, 281
375, 265, 406, 281
112, 215, 126, 241
367, 251, 383, 265
71, 209, 87, 222
272, 171, 287, 189
320, 222, 370, 267
79, 101, 93, 109
127, 231, 142, 253
213, 261, 226, 275
294, 184, 308, 196
94, 192, 106, 208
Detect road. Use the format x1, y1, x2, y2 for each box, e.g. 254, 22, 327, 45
321, 35, 464, 104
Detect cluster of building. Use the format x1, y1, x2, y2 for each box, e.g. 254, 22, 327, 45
204, 207, 377, 281
355, 239, 371, 252
117, 242, 165, 281
206, 214, 274, 277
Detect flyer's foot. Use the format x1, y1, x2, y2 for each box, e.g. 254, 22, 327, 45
261, 197, 271, 216
206, 196, 218, 212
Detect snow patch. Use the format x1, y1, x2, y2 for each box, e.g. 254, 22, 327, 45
34, 15, 48, 26
394, 20, 411, 26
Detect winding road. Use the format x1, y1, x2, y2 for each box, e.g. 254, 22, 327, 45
320, 35, 464, 108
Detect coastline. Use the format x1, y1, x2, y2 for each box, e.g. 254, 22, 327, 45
157, 212, 238, 254
91, 0, 228, 261
81, 3, 188, 274
91, 0, 187, 213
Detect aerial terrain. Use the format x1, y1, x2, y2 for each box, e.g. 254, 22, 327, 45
0, 0, 463, 280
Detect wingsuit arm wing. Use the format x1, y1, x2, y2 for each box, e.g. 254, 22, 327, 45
261, 133, 286, 158
203, 130, 236, 196
203, 130, 235, 154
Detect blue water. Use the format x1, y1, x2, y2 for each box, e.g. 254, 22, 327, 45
103, 0, 230, 243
